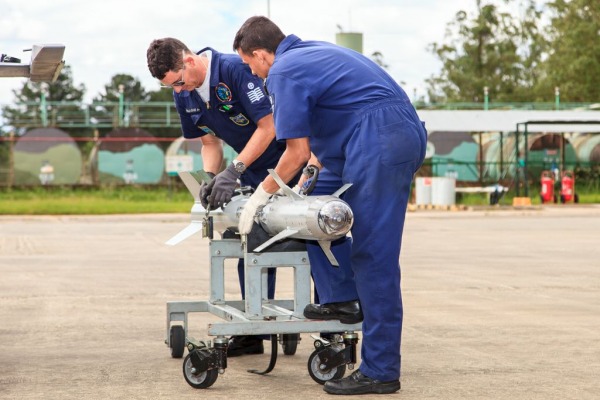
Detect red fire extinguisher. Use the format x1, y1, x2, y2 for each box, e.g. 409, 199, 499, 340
539, 170, 556, 204
560, 171, 579, 203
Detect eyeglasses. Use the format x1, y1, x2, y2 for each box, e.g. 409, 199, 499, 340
161, 50, 186, 88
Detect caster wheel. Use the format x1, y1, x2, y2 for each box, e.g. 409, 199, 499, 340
307, 348, 346, 385
183, 352, 218, 389
281, 334, 300, 355
170, 325, 185, 359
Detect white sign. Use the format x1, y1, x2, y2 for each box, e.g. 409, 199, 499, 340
166, 155, 194, 174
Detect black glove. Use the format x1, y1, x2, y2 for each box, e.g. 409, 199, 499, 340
208, 163, 241, 209
199, 172, 216, 209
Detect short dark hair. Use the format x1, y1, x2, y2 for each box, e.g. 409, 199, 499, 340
233, 16, 285, 54
147, 38, 190, 80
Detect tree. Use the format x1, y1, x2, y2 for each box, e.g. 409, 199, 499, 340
147, 87, 175, 102
93, 74, 149, 103
145, 86, 182, 138
93, 75, 182, 138
371, 51, 389, 69
537, 0, 600, 101
90, 74, 149, 132
1, 65, 86, 134
426, 0, 544, 103
515, 0, 548, 101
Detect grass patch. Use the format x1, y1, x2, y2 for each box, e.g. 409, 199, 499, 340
0, 186, 192, 215
456, 185, 600, 206
1, 183, 597, 215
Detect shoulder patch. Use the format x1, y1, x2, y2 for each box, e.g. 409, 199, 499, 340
246, 86, 265, 103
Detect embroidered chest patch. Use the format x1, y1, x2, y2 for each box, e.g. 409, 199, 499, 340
229, 113, 250, 126
215, 82, 232, 102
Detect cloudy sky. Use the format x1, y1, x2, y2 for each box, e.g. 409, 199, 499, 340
1, 0, 495, 105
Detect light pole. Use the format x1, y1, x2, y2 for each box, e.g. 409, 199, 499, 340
483, 86, 489, 111
40, 82, 49, 127
118, 84, 125, 127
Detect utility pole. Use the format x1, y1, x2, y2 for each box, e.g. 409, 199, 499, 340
118, 84, 125, 127
483, 86, 489, 111
40, 83, 49, 127
8, 130, 14, 188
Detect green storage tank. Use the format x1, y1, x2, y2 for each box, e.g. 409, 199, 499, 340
335, 32, 363, 53
13, 128, 82, 185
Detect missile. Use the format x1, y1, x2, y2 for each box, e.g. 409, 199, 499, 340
253, 169, 353, 266
166, 169, 354, 266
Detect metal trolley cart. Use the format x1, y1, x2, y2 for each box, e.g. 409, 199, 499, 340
165, 171, 360, 389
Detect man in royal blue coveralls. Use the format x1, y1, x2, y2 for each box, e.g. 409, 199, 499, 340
234, 17, 427, 395
147, 38, 359, 357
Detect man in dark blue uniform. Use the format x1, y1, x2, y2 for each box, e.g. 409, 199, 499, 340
147, 37, 283, 357
147, 38, 359, 357
234, 17, 427, 395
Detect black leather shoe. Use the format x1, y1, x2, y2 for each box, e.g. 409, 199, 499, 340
324, 370, 400, 395
303, 300, 363, 324
226, 336, 264, 357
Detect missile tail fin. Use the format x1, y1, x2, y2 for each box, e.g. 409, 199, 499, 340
332, 183, 353, 198
267, 169, 304, 200
318, 240, 340, 267
165, 221, 203, 245
178, 170, 214, 201
178, 171, 201, 201
192, 170, 213, 184
253, 228, 299, 252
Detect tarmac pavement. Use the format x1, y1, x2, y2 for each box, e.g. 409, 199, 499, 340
0, 205, 599, 399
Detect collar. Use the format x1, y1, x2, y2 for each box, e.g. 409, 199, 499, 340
275, 34, 302, 57
195, 49, 213, 103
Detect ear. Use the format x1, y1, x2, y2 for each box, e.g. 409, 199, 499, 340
252, 49, 267, 61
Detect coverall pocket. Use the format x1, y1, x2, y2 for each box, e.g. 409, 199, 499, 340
376, 120, 421, 166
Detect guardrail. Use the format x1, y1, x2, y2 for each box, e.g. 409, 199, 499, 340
2, 101, 179, 128
3, 101, 600, 129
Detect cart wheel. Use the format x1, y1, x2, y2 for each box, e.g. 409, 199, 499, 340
281, 333, 300, 355
307, 348, 346, 385
183, 353, 218, 389
170, 325, 185, 359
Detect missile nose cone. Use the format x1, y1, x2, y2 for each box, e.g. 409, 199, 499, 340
318, 200, 353, 236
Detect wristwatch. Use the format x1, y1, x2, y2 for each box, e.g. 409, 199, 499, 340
232, 159, 246, 173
